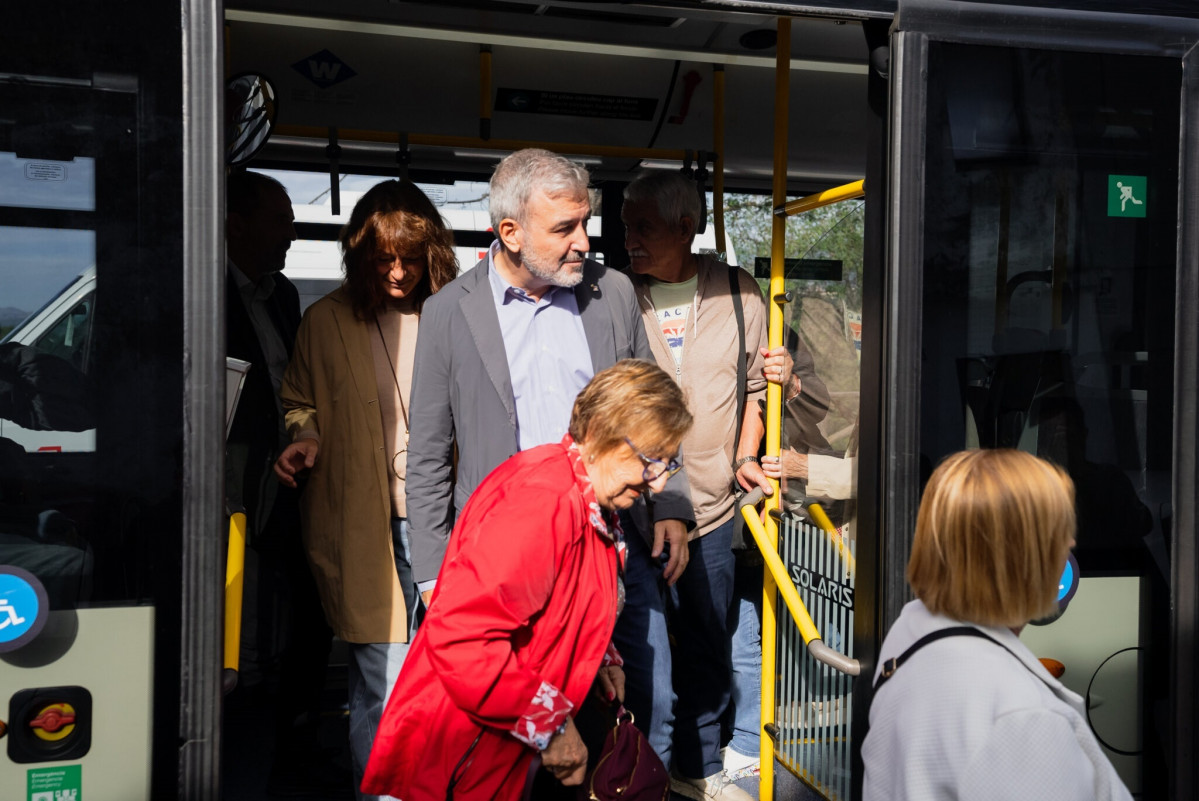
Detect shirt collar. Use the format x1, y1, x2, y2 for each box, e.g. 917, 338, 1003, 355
229, 258, 276, 302
486, 239, 560, 307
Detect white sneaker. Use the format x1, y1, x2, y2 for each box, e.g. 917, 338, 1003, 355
721, 746, 760, 781
670, 769, 754, 801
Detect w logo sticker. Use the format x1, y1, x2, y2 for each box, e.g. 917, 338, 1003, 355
291, 49, 358, 89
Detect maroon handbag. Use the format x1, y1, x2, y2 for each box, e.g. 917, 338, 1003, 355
579, 706, 670, 801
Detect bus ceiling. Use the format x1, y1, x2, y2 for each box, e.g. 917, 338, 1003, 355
223, 1, 877, 192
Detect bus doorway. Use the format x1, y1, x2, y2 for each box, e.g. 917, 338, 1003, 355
876, 2, 1199, 797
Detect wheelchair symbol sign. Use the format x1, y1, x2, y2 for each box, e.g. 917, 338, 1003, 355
0, 566, 49, 653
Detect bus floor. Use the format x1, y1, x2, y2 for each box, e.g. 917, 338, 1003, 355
219, 639, 823, 801
222, 638, 355, 800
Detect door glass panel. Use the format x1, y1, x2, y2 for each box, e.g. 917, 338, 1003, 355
920, 42, 1179, 795
0, 82, 163, 612
724, 194, 865, 794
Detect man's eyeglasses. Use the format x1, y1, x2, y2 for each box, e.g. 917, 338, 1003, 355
625, 437, 683, 482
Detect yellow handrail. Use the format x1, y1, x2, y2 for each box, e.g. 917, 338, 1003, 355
713, 64, 726, 258
807, 502, 856, 575
740, 493, 860, 676
759, 17, 792, 801
775, 179, 865, 218
224, 512, 247, 675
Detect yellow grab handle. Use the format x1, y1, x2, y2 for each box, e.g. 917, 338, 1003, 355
224, 512, 247, 673
807, 502, 856, 574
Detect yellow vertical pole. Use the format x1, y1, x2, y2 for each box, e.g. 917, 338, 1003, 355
713, 65, 727, 258
760, 15, 790, 801
224, 511, 247, 673
479, 45, 493, 141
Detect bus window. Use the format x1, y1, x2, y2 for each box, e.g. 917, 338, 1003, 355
724, 192, 864, 528
253, 167, 609, 309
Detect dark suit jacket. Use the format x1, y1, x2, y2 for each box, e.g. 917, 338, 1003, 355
225, 268, 301, 539
406, 257, 694, 585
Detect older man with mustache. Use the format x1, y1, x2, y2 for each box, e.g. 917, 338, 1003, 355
406, 149, 695, 612
618, 169, 776, 801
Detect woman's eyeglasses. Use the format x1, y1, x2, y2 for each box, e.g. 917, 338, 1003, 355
625, 437, 683, 482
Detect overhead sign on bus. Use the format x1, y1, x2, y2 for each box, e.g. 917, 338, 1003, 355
495, 88, 657, 121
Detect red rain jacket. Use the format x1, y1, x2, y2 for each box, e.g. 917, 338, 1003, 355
362, 438, 621, 801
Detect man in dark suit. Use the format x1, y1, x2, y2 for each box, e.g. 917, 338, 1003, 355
225, 170, 338, 795
406, 149, 695, 603
226, 171, 300, 537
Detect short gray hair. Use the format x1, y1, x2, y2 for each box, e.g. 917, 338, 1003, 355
489, 148, 590, 230
623, 171, 702, 245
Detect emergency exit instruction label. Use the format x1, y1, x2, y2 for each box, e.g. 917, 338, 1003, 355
1108, 174, 1147, 218
28, 764, 81, 801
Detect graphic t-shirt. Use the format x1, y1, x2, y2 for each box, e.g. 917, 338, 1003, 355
649, 274, 698, 366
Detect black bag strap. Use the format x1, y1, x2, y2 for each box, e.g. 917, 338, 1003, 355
730, 265, 746, 448
872, 626, 997, 693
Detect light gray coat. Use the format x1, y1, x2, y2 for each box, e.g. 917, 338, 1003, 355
863, 599, 1133, 801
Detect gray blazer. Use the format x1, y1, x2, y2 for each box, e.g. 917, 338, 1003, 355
407, 257, 694, 584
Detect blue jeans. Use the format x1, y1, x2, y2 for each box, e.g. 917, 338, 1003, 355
728, 556, 763, 758
612, 515, 677, 766
614, 516, 737, 779
347, 517, 418, 801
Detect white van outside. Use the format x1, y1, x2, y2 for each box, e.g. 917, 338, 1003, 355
0, 266, 97, 452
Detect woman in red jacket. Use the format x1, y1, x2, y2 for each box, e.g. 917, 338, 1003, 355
362, 359, 692, 801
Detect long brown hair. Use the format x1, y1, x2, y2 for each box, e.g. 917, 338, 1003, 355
340, 180, 458, 318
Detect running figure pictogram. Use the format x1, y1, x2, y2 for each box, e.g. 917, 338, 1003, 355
1117, 181, 1144, 212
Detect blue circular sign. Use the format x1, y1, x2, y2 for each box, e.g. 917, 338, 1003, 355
1057, 552, 1080, 608
0, 566, 49, 653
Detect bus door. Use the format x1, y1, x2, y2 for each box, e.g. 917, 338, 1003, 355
877, 0, 1199, 796
2, 5, 223, 800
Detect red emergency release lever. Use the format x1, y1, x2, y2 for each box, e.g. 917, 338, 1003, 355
29, 706, 76, 734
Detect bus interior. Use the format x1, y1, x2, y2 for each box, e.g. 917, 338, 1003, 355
3, 1, 1199, 799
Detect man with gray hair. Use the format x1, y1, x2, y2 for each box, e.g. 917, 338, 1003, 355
406, 149, 694, 612
619, 169, 776, 801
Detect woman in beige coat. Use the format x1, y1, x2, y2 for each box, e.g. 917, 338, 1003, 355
274, 180, 458, 800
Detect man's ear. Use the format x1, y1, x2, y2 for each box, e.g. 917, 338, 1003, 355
679, 215, 696, 243
496, 218, 522, 253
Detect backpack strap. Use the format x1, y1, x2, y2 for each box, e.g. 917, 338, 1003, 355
730, 265, 746, 446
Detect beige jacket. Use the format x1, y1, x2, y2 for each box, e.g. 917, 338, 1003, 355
632, 255, 767, 536
281, 287, 410, 643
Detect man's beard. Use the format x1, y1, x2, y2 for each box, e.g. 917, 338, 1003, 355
522, 245, 585, 288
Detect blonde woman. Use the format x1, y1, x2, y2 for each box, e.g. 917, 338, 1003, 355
862, 449, 1132, 801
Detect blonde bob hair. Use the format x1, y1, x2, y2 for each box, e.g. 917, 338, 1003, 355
569, 359, 692, 461
907, 449, 1076, 628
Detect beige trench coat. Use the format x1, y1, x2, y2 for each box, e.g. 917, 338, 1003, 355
281, 286, 410, 643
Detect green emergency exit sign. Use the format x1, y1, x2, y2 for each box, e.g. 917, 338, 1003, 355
28, 764, 81, 801
1108, 175, 1147, 218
